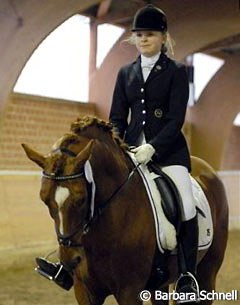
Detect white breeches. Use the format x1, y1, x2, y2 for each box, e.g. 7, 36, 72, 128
161, 165, 196, 221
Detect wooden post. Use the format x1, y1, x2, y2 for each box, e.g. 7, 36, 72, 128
89, 19, 98, 79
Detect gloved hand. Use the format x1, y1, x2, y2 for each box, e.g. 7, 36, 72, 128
131, 144, 155, 165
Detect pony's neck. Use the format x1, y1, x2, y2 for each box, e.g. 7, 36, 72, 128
89, 140, 129, 205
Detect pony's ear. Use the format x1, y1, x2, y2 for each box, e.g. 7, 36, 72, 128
21, 143, 46, 169
74, 139, 95, 169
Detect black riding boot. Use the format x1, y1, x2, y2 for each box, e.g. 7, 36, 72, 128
175, 215, 199, 303
35, 257, 73, 290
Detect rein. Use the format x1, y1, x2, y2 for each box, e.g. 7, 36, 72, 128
83, 162, 140, 233
43, 147, 139, 248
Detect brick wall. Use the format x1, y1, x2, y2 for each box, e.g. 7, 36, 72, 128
0, 93, 96, 170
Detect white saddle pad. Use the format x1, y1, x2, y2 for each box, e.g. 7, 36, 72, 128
128, 153, 213, 254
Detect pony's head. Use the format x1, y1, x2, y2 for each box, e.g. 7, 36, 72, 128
22, 116, 129, 266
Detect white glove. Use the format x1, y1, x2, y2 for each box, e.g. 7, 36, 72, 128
131, 144, 156, 165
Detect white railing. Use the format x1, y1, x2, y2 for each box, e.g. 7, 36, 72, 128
0, 170, 239, 230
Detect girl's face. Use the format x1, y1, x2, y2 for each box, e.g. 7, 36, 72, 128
134, 31, 166, 57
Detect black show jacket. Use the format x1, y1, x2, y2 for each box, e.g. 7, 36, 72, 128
109, 53, 191, 171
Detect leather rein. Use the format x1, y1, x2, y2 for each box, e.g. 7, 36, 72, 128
42, 147, 139, 248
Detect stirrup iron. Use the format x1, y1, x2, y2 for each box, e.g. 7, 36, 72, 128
35, 257, 73, 290
175, 272, 200, 303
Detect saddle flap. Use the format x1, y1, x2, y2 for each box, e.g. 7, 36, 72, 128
128, 153, 213, 254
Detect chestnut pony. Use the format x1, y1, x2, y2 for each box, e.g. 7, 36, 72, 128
22, 116, 228, 305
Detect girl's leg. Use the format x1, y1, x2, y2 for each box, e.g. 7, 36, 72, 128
161, 166, 199, 303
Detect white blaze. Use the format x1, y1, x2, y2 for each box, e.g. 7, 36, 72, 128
55, 186, 70, 234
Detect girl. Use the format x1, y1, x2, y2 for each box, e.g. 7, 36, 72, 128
109, 4, 199, 303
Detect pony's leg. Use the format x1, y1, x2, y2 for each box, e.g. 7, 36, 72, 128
196, 239, 227, 305
150, 286, 169, 305
74, 283, 90, 305
116, 286, 170, 305
115, 287, 143, 305
73, 271, 90, 305
74, 280, 105, 305
196, 258, 218, 305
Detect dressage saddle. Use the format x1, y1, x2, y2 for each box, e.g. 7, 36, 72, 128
145, 162, 183, 289
148, 162, 183, 230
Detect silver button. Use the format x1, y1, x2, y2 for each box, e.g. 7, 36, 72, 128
142, 110, 146, 114
142, 121, 146, 125
141, 88, 144, 92
154, 108, 163, 118
141, 99, 145, 103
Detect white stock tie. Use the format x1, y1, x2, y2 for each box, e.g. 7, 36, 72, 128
141, 52, 160, 82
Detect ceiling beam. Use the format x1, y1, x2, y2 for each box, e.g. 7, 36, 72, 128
97, 0, 112, 18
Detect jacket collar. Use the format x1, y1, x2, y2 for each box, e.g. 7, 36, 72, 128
133, 53, 169, 83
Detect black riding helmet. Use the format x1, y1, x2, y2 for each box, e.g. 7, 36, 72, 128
132, 4, 167, 33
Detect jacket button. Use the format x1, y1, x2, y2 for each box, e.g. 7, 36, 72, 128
142, 110, 146, 114
154, 108, 163, 118
141, 99, 145, 103
141, 88, 144, 92
142, 121, 146, 125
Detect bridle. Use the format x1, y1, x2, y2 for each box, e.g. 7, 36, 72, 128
42, 147, 139, 248
42, 171, 84, 181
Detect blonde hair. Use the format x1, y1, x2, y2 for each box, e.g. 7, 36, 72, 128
124, 31, 175, 57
